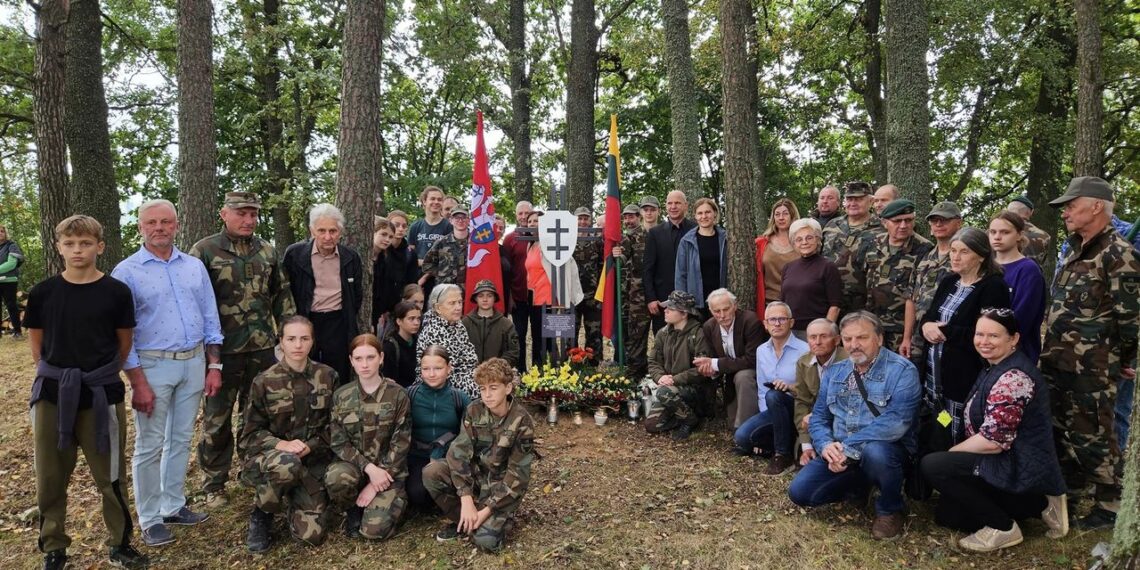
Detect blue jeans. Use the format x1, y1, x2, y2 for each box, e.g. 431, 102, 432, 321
733, 390, 796, 456
132, 352, 206, 529
788, 440, 909, 515
1117, 378, 1133, 449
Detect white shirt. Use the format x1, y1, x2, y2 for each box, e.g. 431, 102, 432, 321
711, 320, 735, 372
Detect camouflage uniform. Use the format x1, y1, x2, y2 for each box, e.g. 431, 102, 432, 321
572, 238, 603, 363
864, 232, 932, 351
190, 231, 296, 493
238, 360, 337, 546
1022, 221, 1052, 268
325, 379, 411, 540
618, 226, 650, 379
643, 317, 712, 432
1041, 225, 1140, 512
907, 246, 952, 368
421, 234, 467, 287
821, 216, 884, 314
422, 398, 536, 552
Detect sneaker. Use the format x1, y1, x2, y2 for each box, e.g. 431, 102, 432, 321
870, 512, 905, 540
141, 523, 175, 547
435, 523, 460, 542
1075, 507, 1117, 531
762, 454, 795, 476
42, 549, 66, 570
108, 544, 150, 569
730, 445, 752, 456
163, 506, 209, 526
246, 507, 273, 553
958, 522, 1024, 552
345, 506, 363, 538
205, 491, 228, 509
1042, 494, 1069, 539
653, 416, 681, 434
670, 422, 695, 441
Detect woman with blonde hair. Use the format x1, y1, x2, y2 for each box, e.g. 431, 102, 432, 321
754, 197, 802, 315
988, 211, 1045, 362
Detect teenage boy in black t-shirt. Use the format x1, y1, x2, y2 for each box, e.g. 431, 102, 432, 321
25, 215, 148, 570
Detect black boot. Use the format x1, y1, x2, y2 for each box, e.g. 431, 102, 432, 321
246, 507, 273, 553
345, 506, 363, 538
43, 550, 66, 570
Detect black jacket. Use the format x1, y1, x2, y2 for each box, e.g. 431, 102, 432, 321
283, 239, 363, 338
643, 218, 696, 303
920, 272, 1011, 403
373, 240, 417, 324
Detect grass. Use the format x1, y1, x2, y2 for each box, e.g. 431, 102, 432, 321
0, 336, 1110, 569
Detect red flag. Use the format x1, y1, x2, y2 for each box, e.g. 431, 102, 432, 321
596, 115, 622, 339
464, 110, 506, 314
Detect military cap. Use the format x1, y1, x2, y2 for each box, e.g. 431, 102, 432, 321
843, 181, 872, 198
450, 207, 470, 218
470, 279, 500, 301
622, 204, 641, 215
880, 199, 916, 219
1011, 195, 1035, 210
639, 196, 660, 209
661, 290, 700, 317
224, 191, 261, 209
1049, 176, 1115, 207
926, 201, 962, 220
574, 207, 593, 217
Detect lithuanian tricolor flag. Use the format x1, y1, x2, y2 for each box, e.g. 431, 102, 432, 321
595, 115, 623, 360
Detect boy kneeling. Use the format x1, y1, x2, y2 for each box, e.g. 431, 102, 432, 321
423, 358, 535, 552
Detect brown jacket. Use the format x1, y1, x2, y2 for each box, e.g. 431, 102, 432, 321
793, 346, 848, 448
648, 318, 711, 386
700, 309, 764, 377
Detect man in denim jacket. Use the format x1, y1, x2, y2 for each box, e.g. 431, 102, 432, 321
788, 311, 920, 540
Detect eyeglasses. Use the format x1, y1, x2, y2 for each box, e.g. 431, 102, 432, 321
794, 235, 818, 244
765, 317, 792, 325
980, 307, 1014, 317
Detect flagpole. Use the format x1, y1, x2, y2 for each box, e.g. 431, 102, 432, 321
615, 257, 624, 367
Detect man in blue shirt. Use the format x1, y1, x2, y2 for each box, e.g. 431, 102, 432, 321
788, 311, 920, 541
731, 301, 808, 476
112, 200, 223, 548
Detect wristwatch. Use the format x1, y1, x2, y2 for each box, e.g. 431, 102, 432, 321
207, 363, 224, 371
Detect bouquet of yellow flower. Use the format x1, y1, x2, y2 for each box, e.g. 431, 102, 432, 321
517, 361, 582, 409
578, 368, 637, 410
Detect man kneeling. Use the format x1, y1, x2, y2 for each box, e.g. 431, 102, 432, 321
424, 358, 536, 552
643, 291, 712, 440
788, 311, 919, 540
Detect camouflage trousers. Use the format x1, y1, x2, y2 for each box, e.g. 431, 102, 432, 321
324, 461, 407, 540
241, 449, 329, 546
643, 384, 703, 433
421, 459, 517, 552
622, 308, 650, 380
1044, 364, 1122, 512
572, 299, 602, 363
200, 348, 276, 493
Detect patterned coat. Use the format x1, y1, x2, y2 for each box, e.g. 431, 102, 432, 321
821, 216, 884, 313
864, 232, 933, 345
445, 398, 536, 513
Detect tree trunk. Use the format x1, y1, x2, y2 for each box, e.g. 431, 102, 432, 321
508, 0, 533, 204
1026, 11, 1074, 280
863, 0, 888, 184
566, 0, 598, 210
253, 0, 294, 249
1073, 0, 1102, 176
720, 0, 758, 311
661, 0, 702, 202
336, 0, 383, 334
1108, 380, 1140, 567
176, 0, 218, 248
746, 7, 767, 227
32, 0, 69, 275
883, 0, 931, 217
65, 0, 122, 271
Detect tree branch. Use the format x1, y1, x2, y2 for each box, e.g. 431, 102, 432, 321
599, 0, 639, 36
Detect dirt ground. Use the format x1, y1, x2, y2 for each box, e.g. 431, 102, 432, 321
0, 336, 1111, 569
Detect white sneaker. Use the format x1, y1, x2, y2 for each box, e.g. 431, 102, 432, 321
958, 522, 1024, 553
1041, 494, 1069, 539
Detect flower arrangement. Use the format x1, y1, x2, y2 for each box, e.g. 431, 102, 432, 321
578, 368, 637, 411
518, 361, 582, 409
567, 347, 595, 367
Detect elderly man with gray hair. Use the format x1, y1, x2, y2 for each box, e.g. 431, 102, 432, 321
694, 288, 763, 429
282, 203, 363, 385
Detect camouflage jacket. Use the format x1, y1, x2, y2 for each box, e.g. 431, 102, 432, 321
421, 234, 467, 286
573, 237, 604, 296
909, 244, 952, 322
239, 359, 337, 462
821, 216, 884, 312
618, 226, 648, 314
864, 233, 933, 333
1022, 222, 1052, 268
329, 379, 411, 482
445, 397, 536, 513
189, 232, 296, 354
648, 318, 711, 385
1042, 225, 1140, 383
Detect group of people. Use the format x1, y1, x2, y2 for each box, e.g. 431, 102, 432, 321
16, 172, 1140, 567
633, 176, 1138, 553
24, 193, 536, 570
